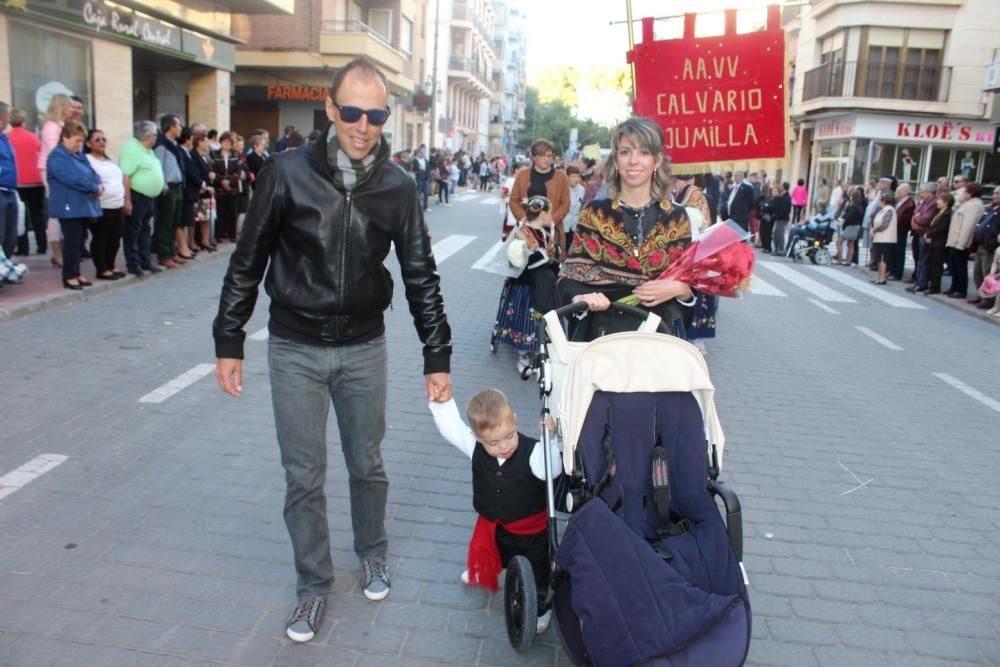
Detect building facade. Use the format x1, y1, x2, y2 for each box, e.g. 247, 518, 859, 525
787, 0, 1000, 198
487, 0, 525, 159
231, 0, 430, 152
427, 0, 493, 154
0, 0, 290, 156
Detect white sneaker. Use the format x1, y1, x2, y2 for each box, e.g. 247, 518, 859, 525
460, 569, 470, 585
536, 609, 552, 634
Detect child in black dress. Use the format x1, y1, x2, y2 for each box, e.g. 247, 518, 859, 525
429, 388, 562, 635
493, 195, 562, 374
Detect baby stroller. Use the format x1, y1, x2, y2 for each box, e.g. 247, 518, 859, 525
502, 301, 751, 665
787, 223, 835, 265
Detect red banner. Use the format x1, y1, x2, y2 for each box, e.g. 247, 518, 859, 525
628, 6, 786, 165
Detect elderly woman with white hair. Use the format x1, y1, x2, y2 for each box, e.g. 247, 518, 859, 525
119, 120, 165, 277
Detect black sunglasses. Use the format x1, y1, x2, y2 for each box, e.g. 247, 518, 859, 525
334, 102, 391, 126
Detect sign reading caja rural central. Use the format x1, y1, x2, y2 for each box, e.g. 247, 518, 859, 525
628, 6, 786, 164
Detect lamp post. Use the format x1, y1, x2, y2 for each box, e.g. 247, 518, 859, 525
429, 0, 441, 150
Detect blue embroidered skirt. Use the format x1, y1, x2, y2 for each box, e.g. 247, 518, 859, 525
492, 279, 540, 353
688, 294, 717, 340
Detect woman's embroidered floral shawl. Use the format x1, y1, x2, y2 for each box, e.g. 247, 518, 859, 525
560, 198, 692, 286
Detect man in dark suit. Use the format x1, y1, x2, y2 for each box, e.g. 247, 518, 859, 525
891, 183, 915, 280
724, 170, 755, 231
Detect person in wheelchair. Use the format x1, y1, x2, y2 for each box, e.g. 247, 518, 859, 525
429, 388, 562, 636
785, 201, 835, 257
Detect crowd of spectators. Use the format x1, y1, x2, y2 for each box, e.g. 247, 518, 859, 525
0, 96, 302, 292
746, 172, 1000, 314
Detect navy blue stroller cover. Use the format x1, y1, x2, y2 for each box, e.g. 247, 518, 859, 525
554, 391, 750, 667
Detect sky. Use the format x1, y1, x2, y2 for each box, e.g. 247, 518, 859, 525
520, 0, 778, 85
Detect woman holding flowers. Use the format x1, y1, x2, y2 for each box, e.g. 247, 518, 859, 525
558, 117, 695, 340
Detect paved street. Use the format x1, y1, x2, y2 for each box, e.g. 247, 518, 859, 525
0, 188, 998, 667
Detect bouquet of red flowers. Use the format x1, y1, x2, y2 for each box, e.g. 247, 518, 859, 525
620, 219, 755, 304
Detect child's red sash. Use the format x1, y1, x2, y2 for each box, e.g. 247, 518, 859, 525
466, 510, 547, 592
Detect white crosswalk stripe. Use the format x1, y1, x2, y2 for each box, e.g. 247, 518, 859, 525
480, 197, 501, 206
432, 234, 477, 264
807, 266, 926, 310
755, 261, 856, 303
471, 241, 504, 271
747, 274, 787, 297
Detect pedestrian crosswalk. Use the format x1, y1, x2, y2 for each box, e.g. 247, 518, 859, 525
751, 260, 927, 309
755, 261, 857, 303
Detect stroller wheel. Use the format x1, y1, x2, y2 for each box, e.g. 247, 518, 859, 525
504, 555, 537, 652
520, 364, 533, 380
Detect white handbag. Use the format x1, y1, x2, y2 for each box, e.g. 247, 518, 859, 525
484, 227, 529, 278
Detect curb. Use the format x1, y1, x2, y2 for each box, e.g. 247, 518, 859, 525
0, 246, 235, 325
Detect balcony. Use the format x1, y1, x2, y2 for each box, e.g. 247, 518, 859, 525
449, 55, 492, 98
320, 20, 406, 75
453, 2, 493, 40
802, 60, 951, 104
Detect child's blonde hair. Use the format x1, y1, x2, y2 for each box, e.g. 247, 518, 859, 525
466, 389, 515, 434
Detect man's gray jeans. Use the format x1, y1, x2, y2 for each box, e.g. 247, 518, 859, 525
268, 333, 389, 597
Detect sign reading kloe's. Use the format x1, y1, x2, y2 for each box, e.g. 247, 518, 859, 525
628, 6, 786, 164
816, 114, 995, 147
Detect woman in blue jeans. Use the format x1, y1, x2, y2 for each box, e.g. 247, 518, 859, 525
46, 120, 102, 290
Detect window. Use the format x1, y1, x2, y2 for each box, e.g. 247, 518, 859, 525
859, 28, 944, 101
8, 22, 93, 132
401, 16, 413, 54
370, 9, 392, 43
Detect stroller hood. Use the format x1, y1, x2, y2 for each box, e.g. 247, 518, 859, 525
557, 332, 725, 474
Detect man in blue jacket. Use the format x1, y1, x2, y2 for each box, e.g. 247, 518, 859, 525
0, 102, 19, 260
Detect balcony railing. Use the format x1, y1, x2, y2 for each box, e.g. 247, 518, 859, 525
452, 2, 492, 39
802, 60, 950, 103
321, 20, 394, 50
449, 55, 491, 84
319, 20, 406, 74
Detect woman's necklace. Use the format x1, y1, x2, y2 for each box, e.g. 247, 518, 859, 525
620, 199, 655, 257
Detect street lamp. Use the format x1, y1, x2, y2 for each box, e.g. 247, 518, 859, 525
429, 0, 441, 151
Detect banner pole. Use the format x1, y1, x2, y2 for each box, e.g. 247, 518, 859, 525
626, 0, 636, 102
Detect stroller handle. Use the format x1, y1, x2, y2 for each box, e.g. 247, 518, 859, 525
549, 300, 672, 335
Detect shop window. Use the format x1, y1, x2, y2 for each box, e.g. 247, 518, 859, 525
869, 144, 925, 188
928, 147, 951, 184
851, 139, 871, 185
980, 151, 1000, 193
8, 22, 93, 131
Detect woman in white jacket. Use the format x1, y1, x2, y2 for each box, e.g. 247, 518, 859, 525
945, 182, 984, 299
869, 191, 897, 285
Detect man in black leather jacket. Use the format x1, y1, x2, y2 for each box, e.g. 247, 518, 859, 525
213, 57, 453, 644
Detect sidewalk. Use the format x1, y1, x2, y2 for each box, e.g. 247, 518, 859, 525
0, 245, 236, 323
